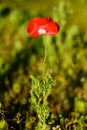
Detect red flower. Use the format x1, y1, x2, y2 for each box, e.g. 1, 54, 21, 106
27, 17, 60, 37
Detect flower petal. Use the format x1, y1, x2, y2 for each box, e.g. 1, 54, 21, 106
27, 17, 60, 37
46, 21, 60, 35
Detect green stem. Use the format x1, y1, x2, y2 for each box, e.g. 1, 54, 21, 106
43, 35, 47, 63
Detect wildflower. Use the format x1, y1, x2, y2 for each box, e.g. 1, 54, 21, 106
27, 17, 60, 37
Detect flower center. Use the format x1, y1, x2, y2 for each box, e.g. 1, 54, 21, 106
38, 28, 46, 34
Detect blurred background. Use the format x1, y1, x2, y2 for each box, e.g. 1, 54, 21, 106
0, 0, 87, 129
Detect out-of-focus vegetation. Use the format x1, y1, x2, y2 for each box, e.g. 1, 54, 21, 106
0, 0, 87, 129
